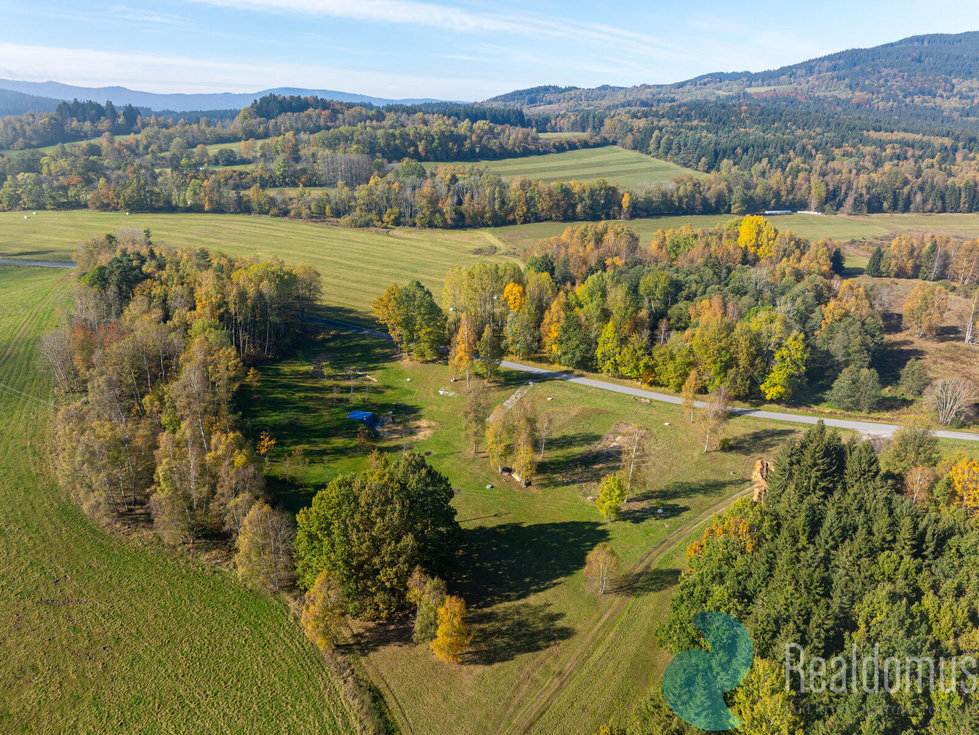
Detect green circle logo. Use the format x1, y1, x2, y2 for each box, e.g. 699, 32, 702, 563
662, 611, 754, 731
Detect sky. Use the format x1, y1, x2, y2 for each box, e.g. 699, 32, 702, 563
0, 0, 978, 100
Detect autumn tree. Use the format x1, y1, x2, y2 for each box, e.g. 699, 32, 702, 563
760, 332, 809, 402
949, 458, 979, 512
294, 451, 460, 619
903, 282, 949, 339
623, 428, 647, 496
511, 411, 539, 486
882, 422, 940, 475
701, 385, 730, 453
730, 659, 804, 735
924, 378, 978, 426
905, 467, 937, 505
681, 369, 701, 423
596, 475, 627, 522
449, 312, 478, 385
966, 288, 979, 345
373, 280, 447, 360
478, 324, 502, 380
484, 405, 511, 473
234, 501, 295, 592
430, 595, 472, 663
462, 380, 488, 453
407, 568, 447, 644
584, 543, 620, 594
301, 568, 346, 652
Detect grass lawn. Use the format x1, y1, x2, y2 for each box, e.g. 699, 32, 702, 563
248, 323, 797, 735
423, 146, 702, 188
0, 266, 362, 734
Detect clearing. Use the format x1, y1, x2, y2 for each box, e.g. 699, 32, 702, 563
422, 145, 701, 188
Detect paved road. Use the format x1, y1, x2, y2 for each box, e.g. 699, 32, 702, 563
0, 259, 76, 269
500, 360, 979, 442
307, 316, 979, 443
13, 265, 972, 441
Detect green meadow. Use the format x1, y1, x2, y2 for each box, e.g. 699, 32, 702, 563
245, 325, 793, 735
423, 145, 701, 188
0, 266, 361, 734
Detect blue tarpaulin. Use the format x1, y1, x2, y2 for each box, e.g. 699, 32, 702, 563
346, 410, 378, 428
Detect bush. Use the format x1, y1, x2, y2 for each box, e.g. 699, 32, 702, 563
899, 359, 930, 397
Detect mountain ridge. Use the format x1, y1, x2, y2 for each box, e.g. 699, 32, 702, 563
0, 79, 447, 114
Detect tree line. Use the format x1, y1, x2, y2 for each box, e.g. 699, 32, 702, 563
371, 218, 977, 425
43, 234, 474, 667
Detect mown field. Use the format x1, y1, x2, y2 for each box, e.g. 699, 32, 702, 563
7, 210, 979, 311
423, 145, 701, 188
248, 325, 797, 735
0, 211, 519, 319
491, 212, 979, 252
0, 266, 362, 734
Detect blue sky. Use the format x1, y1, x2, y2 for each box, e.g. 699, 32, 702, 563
0, 0, 977, 100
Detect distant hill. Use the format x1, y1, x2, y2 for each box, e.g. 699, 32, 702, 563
0, 88, 61, 116
483, 31, 979, 125
0, 79, 448, 113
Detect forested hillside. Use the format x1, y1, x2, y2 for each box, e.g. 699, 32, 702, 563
486, 32, 979, 127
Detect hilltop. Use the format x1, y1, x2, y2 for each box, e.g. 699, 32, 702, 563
483, 32, 979, 127
0, 78, 447, 115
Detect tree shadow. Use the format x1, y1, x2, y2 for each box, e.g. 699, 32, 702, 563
727, 428, 796, 455
541, 440, 621, 488
344, 617, 412, 656
620, 501, 689, 524
467, 602, 575, 664
620, 477, 742, 524
874, 337, 924, 385
457, 521, 609, 606
627, 568, 682, 597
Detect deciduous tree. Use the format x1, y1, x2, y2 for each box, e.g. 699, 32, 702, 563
584, 542, 619, 594
430, 595, 472, 663
234, 501, 295, 591
596, 475, 627, 522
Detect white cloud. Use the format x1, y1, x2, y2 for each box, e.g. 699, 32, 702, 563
0, 42, 501, 98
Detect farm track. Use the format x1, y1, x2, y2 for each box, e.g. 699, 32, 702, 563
499, 488, 752, 735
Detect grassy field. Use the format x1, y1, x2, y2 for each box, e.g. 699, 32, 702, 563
490, 212, 979, 252
0, 266, 362, 734
423, 146, 701, 188
248, 324, 796, 735
0, 211, 519, 319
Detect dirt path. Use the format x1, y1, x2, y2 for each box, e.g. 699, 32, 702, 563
500, 487, 753, 735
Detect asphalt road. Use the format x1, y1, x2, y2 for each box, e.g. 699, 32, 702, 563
499, 360, 979, 442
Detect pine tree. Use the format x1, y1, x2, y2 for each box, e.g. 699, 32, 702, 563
865, 246, 884, 277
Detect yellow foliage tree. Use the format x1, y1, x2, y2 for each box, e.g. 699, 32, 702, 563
820, 280, 874, 331
301, 568, 345, 653
950, 459, 979, 513
430, 595, 472, 663
449, 312, 478, 385
737, 215, 778, 261
502, 282, 525, 312
903, 283, 950, 339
